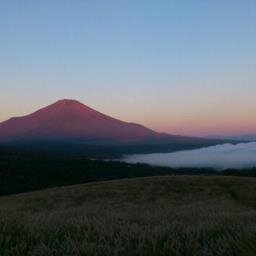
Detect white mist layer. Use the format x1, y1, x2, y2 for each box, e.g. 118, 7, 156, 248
123, 142, 256, 170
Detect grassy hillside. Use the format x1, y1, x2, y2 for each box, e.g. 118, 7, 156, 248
1, 176, 256, 255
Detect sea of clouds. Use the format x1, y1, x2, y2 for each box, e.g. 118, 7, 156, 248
123, 142, 256, 170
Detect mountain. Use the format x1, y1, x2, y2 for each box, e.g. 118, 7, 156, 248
0, 99, 226, 154
0, 99, 162, 143
228, 135, 256, 141
208, 134, 256, 142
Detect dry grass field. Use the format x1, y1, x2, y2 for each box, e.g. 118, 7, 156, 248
1, 175, 256, 255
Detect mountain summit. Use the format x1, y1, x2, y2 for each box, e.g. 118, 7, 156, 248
0, 99, 161, 143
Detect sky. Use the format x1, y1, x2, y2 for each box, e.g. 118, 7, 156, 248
0, 0, 256, 136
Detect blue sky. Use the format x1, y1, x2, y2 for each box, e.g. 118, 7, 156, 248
0, 1, 256, 136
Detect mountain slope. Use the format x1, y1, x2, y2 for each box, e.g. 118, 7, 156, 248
0, 99, 226, 151
0, 99, 166, 143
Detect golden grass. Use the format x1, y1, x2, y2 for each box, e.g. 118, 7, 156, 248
1, 175, 256, 255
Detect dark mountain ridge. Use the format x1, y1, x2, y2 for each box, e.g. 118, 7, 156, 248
0, 99, 227, 155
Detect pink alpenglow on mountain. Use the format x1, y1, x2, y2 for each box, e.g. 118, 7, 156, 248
0, 99, 164, 143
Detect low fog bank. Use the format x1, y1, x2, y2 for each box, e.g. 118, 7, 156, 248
123, 142, 256, 170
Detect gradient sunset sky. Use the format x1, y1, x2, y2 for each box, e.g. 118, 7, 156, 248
1, 1, 256, 136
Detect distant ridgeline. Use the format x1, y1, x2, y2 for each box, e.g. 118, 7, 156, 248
0, 99, 226, 155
